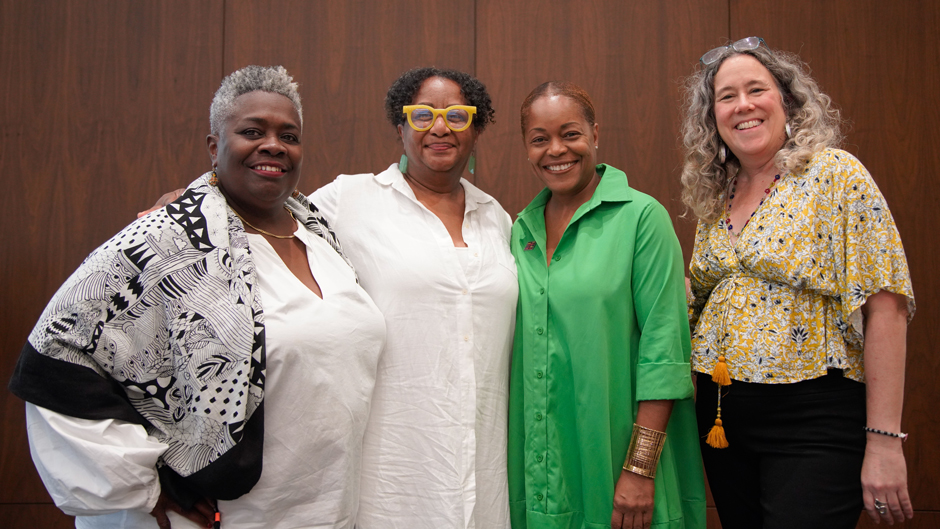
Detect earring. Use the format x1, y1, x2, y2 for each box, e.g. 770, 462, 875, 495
209, 171, 219, 186
718, 144, 727, 164
468, 153, 476, 175
399, 154, 408, 174
291, 189, 301, 198
785, 122, 792, 139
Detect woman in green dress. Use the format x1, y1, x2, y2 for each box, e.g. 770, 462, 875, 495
507, 81, 705, 529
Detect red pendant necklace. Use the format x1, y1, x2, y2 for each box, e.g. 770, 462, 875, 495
726, 174, 780, 237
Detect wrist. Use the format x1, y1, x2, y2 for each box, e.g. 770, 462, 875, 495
863, 425, 907, 440
622, 424, 666, 479
865, 433, 905, 455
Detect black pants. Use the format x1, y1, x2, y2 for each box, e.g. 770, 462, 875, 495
695, 370, 866, 529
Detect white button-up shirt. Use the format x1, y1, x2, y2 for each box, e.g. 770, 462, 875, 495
312, 164, 517, 529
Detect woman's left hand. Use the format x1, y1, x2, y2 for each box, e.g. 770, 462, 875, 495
150, 491, 217, 529
859, 290, 914, 525
861, 436, 914, 525
611, 469, 655, 529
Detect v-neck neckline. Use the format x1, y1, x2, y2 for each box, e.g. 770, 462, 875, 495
724, 174, 782, 251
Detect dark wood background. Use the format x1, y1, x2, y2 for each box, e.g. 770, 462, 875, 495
1, 1, 936, 527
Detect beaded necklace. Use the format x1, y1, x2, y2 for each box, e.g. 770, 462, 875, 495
726, 174, 780, 237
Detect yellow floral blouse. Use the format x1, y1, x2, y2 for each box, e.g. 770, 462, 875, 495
689, 149, 914, 384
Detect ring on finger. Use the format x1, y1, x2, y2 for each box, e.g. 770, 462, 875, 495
873, 498, 887, 515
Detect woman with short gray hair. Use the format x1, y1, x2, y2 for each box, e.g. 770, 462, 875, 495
11, 65, 386, 528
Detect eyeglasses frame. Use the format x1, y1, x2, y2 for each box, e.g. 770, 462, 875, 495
402, 105, 478, 132
700, 37, 767, 66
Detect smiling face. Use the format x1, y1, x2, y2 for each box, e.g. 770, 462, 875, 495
523, 94, 600, 199
397, 77, 478, 178
207, 90, 302, 215
713, 54, 788, 168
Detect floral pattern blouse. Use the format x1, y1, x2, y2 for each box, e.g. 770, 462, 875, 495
689, 149, 914, 384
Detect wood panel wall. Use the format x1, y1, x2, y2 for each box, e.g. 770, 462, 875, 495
728, 3, 940, 528
1, 1, 225, 526
1, 1, 935, 527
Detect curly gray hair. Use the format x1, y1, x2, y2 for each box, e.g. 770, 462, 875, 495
209, 65, 302, 136
679, 44, 843, 222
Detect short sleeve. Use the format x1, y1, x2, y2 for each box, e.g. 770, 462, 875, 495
687, 222, 712, 331
832, 153, 915, 347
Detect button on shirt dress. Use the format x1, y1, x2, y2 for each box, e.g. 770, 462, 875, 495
507, 165, 706, 529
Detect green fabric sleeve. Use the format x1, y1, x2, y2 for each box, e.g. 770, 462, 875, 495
630, 200, 694, 402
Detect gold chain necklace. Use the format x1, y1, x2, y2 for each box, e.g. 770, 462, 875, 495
233, 207, 297, 239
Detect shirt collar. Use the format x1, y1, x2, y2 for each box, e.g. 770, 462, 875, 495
517, 164, 633, 221
375, 163, 495, 213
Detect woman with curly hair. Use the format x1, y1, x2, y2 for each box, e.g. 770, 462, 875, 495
310, 67, 516, 529
681, 38, 915, 528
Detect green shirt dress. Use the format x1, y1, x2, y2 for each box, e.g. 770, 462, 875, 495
508, 165, 706, 529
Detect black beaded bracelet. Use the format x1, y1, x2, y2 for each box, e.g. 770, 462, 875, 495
864, 426, 908, 441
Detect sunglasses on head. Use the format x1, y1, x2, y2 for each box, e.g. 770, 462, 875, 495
700, 37, 767, 65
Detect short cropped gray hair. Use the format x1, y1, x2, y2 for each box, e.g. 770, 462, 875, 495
209, 65, 302, 135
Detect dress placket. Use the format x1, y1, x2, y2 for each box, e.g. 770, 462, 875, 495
393, 180, 479, 523
517, 216, 551, 509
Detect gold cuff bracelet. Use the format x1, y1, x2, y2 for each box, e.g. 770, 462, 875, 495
622, 423, 666, 479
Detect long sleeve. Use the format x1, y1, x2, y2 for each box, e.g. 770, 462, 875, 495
25, 403, 166, 517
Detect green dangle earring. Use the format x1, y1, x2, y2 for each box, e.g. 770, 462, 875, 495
399, 154, 409, 174
468, 153, 476, 175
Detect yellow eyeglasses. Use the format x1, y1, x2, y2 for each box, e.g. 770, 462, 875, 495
402, 105, 477, 132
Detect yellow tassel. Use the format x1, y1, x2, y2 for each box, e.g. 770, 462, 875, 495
706, 418, 729, 449
712, 355, 732, 386
706, 386, 729, 449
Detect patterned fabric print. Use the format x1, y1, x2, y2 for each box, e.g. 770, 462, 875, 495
689, 149, 914, 384
26, 173, 351, 478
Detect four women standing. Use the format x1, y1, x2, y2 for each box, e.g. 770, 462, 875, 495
13, 38, 915, 529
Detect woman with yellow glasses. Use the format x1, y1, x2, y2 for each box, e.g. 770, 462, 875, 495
402, 104, 477, 132
310, 67, 517, 529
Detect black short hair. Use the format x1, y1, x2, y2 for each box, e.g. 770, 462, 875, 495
385, 67, 495, 132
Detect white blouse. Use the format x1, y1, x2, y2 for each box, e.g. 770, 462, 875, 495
311, 164, 517, 529
26, 221, 386, 529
